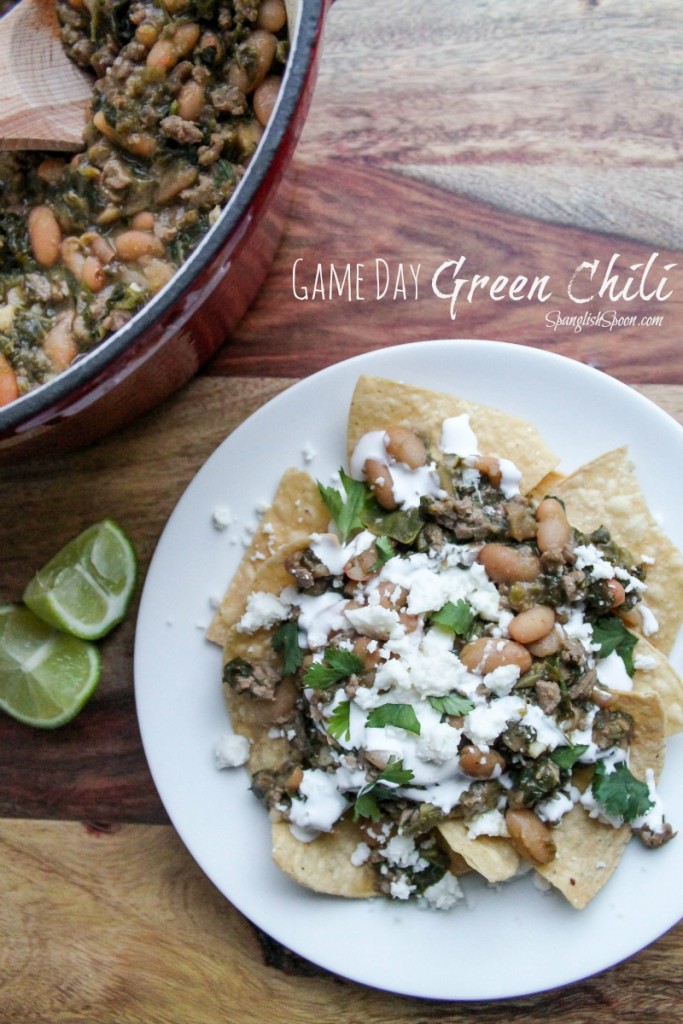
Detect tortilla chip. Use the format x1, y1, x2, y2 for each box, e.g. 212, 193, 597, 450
552, 447, 683, 656
346, 375, 559, 495
536, 690, 667, 908
535, 803, 630, 910
437, 820, 520, 883
271, 818, 377, 898
207, 468, 328, 646
630, 635, 683, 735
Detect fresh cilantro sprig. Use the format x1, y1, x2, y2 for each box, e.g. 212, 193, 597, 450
366, 703, 421, 735
550, 744, 589, 771
592, 618, 638, 677
304, 647, 364, 691
317, 469, 371, 542
326, 699, 351, 742
353, 758, 415, 821
271, 621, 303, 675
430, 599, 475, 637
428, 693, 474, 717
591, 760, 654, 822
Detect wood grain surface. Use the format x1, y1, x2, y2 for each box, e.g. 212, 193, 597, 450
2, 0, 683, 1019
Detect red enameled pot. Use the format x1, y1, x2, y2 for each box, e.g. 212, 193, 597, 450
0, 0, 330, 463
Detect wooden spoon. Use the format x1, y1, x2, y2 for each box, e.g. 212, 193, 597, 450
0, 0, 92, 152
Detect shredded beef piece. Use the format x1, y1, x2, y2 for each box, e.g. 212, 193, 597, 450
535, 678, 562, 715
567, 667, 598, 701
285, 548, 333, 593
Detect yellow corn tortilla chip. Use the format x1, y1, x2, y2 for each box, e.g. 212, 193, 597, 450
271, 818, 377, 898
346, 375, 559, 496
207, 468, 328, 646
536, 690, 667, 909
437, 820, 521, 883
629, 634, 683, 735
551, 447, 683, 656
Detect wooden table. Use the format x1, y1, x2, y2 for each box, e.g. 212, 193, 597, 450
2, 1, 683, 1020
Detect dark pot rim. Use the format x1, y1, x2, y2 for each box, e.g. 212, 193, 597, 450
0, 0, 326, 436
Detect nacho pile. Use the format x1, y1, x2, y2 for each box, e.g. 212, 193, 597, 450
209, 375, 683, 911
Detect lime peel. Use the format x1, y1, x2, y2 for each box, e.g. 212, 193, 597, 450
23, 519, 138, 641
0, 605, 101, 728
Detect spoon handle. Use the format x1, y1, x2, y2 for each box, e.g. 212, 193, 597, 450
0, 0, 92, 152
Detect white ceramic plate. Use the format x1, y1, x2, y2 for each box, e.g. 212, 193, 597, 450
134, 340, 683, 1000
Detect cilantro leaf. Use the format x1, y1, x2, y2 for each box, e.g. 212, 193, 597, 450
353, 790, 381, 822
592, 618, 638, 677
591, 760, 654, 822
550, 744, 589, 771
429, 693, 474, 717
376, 758, 415, 787
271, 621, 303, 675
326, 699, 351, 742
304, 647, 364, 691
317, 469, 370, 542
430, 599, 474, 637
352, 757, 415, 821
366, 703, 421, 735
372, 535, 395, 567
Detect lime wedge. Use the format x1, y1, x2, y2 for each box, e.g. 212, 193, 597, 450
23, 519, 137, 640
0, 604, 100, 728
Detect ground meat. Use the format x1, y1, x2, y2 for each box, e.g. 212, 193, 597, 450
535, 678, 562, 715
223, 657, 282, 701
592, 708, 634, 750
285, 549, 333, 593
634, 822, 675, 848
160, 115, 205, 145
426, 495, 507, 541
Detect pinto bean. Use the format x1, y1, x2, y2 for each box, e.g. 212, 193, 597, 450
384, 426, 427, 469
459, 636, 532, 675
509, 605, 556, 645
470, 455, 502, 488
253, 75, 281, 126
114, 230, 165, 262
258, 0, 287, 32
526, 624, 565, 658
535, 497, 567, 523
478, 543, 541, 584
242, 29, 277, 90
42, 312, 77, 371
177, 78, 206, 121
459, 745, 506, 779
606, 578, 626, 607
536, 516, 571, 553
505, 808, 556, 865
0, 353, 19, 407
81, 256, 106, 292
28, 206, 62, 268
364, 458, 397, 510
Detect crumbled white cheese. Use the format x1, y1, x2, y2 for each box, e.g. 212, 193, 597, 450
350, 842, 371, 866
467, 808, 508, 839
212, 505, 234, 530
419, 872, 464, 910
214, 733, 250, 769
237, 590, 292, 632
